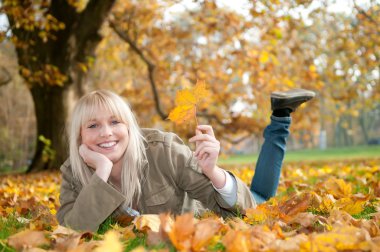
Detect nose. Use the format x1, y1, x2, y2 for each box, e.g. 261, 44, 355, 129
100, 125, 112, 137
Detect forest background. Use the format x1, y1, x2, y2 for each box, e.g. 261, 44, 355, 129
0, 0, 379, 172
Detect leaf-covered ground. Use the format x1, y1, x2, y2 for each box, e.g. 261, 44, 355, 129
1, 158, 380, 251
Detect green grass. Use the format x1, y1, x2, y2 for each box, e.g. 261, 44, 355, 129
352, 205, 377, 220
218, 145, 380, 165
0, 215, 28, 252
0, 215, 28, 240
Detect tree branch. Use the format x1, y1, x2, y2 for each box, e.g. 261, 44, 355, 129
353, 0, 379, 28
110, 20, 168, 119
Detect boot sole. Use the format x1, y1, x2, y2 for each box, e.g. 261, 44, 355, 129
271, 91, 316, 99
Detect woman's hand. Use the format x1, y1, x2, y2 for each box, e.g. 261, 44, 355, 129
189, 125, 226, 188
79, 144, 113, 182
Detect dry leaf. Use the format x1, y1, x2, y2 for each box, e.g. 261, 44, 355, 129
166, 213, 195, 251
134, 214, 161, 233
94, 231, 123, 252
289, 212, 318, 227
192, 218, 223, 251
324, 177, 352, 199
8, 230, 49, 250
222, 230, 250, 252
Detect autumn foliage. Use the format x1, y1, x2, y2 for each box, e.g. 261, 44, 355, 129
1, 158, 380, 251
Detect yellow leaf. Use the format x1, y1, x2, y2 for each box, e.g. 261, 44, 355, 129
94, 231, 123, 252
317, 194, 335, 213
168, 80, 211, 125
175, 89, 196, 106
324, 178, 352, 199
133, 214, 161, 233
167, 105, 196, 125
193, 80, 211, 103
259, 51, 270, 64
335, 197, 365, 215
245, 206, 269, 223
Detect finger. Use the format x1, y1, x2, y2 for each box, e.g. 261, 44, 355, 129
194, 141, 218, 156
189, 133, 217, 143
196, 125, 215, 137
197, 147, 217, 161
197, 146, 219, 157
194, 129, 202, 147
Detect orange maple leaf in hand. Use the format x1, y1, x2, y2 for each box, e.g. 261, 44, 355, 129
168, 80, 211, 125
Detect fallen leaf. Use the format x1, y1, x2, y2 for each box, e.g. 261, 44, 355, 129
94, 231, 123, 252
8, 230, 49, 251
324, 178, 352, 199
192, 218, 223, 251
134, 214, 161, 233
166, 213, 195, 251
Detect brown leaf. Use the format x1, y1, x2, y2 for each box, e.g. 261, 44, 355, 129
51, 225, 92, 251
8, 230, 49, 251
289, 212, 318, 227
279, 192, 313, 217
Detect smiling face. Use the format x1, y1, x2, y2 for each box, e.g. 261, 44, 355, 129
81, 107, 129, 166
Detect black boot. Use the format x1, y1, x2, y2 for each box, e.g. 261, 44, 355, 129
271, 89, 316, 112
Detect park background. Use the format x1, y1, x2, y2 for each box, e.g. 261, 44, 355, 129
0, 0, 380, 251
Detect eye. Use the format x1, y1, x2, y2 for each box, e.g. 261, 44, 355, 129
111, 120, 120, 125
87, 123, 97, 129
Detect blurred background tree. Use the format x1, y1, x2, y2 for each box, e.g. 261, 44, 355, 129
0, 0, 379, 172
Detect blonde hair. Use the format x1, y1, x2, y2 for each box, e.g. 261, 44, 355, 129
69, 90, 147, 208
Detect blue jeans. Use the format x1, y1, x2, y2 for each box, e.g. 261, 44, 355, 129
250, 115, 291, 204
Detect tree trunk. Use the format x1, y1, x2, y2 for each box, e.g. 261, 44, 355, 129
27, 86, 74, 172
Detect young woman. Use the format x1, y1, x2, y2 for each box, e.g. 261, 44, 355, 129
57, 89, 315, 231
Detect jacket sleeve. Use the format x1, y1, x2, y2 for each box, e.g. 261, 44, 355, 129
166, 133, 256, 216
56, 161, 125, 231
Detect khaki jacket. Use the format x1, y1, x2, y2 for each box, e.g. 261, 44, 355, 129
56, 128, 256, 231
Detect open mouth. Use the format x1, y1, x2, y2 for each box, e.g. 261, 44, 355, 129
98, 141, 118, 149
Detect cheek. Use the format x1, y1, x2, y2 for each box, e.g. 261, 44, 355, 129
81, 130, 94, 145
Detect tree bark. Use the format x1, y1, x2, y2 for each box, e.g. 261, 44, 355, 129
28, 86, 70, 171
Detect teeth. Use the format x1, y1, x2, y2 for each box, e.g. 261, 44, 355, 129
99, 141, 117, 148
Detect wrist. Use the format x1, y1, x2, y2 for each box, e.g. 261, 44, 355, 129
95, 162, 112, 182
204, 166, 226, 189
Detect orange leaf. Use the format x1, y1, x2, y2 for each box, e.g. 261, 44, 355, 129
166, 213, 195, 251
192, 218, 223, 251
